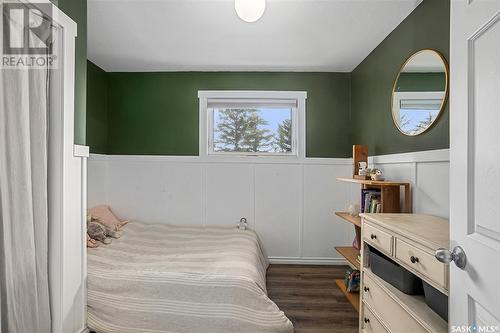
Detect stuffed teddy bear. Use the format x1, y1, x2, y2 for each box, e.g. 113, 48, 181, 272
87, 215, 122, 244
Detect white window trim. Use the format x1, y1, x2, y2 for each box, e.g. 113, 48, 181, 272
198, 90, 307, 160
392, 91, 445, 116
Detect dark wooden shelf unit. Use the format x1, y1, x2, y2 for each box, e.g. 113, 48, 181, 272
334, 176, 411, 312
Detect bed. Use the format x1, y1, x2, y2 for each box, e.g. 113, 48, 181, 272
87, 221, 293, 333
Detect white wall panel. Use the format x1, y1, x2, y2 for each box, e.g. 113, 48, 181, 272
254, 164, 302, 258
303, 164, 354, 258
372, 162, 416, 184
205, 164, 253, 227
106, 159, 203, 224
87, 156, 107, 208
370, 149, 450, 218
160, 163, 204, 225
415, 162, 449, 218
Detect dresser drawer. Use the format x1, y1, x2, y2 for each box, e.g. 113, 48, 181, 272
363, 272, 427, 333
362, 304, 389, 333
395, 239, 447, 289
363, 223, 393, 256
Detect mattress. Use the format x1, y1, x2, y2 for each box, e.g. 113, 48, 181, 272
87, 221, 293, 333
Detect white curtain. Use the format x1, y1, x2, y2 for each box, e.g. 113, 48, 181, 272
0, 3, 52, 332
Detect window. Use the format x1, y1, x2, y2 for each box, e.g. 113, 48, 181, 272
398, 98, 441, 133
199, 91, 306, 157
392, 91, 445, 135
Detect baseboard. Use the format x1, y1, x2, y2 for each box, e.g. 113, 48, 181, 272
268, 257, 348, 265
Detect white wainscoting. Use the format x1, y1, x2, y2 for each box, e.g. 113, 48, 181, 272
369, 149, 450, 218
87, 149, 449, 264
88, 155, 356, 264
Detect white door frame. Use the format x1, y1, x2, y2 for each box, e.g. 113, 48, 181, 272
28, 2, 89, 332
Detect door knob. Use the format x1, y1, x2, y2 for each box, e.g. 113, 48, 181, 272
435, 246, 467, 270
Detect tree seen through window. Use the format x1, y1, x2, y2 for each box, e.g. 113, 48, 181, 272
213, 108, 292, 153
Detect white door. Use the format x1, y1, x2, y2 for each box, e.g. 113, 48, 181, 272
449, 0, 500, 330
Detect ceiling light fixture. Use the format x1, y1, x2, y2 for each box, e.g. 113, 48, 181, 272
235, 0, 266, 23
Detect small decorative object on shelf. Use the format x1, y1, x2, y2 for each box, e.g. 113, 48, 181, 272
347, 203, 360, 217
358, 161, 368, 176
344, 268, 360, 292
352, 236, 360, 250
355, 162, 371, 180
370, 168, 384, 181
352, 145, 369, 179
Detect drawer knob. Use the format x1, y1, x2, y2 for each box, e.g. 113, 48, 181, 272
410, 256, 419, 263
363, 286, 370, 292
370, 234, 377, 240
364, 318, 370, 324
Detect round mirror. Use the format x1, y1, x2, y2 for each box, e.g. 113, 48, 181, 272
391, 49, 449, 136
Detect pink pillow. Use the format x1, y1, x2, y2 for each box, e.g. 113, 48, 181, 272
88, 205, 128, 231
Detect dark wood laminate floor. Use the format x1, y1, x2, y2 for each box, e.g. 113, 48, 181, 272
267, 264, 359, 333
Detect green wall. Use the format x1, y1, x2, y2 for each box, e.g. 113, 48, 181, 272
86, 61, 108, 153
350, 0, 450, 155
100, 71, 351, 157
87, 0, 450, 157
396, 72, 446, 92
52, 0, 87, 145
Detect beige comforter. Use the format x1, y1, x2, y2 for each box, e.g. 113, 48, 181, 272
87, 222, 293, 333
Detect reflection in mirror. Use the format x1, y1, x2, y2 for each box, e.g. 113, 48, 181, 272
392, 50, 448, 136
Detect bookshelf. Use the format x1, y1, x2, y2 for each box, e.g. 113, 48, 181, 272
336, 177, 412, 213
334, 246, 360, 270
334, 177, 411, 313
334, 212, 361, 227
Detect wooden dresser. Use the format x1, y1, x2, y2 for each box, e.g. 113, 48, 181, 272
359, 214, 449, 333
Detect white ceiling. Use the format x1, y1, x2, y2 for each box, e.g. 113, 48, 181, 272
88, 0, 422, 72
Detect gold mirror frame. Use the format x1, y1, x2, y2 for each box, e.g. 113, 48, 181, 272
391, 49, 449, 136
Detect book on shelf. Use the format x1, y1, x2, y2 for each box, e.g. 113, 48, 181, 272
352, 236, 360, 250
361, 189, 382, 213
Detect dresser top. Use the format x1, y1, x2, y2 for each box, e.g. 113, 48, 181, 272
360, 213, 449, 250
